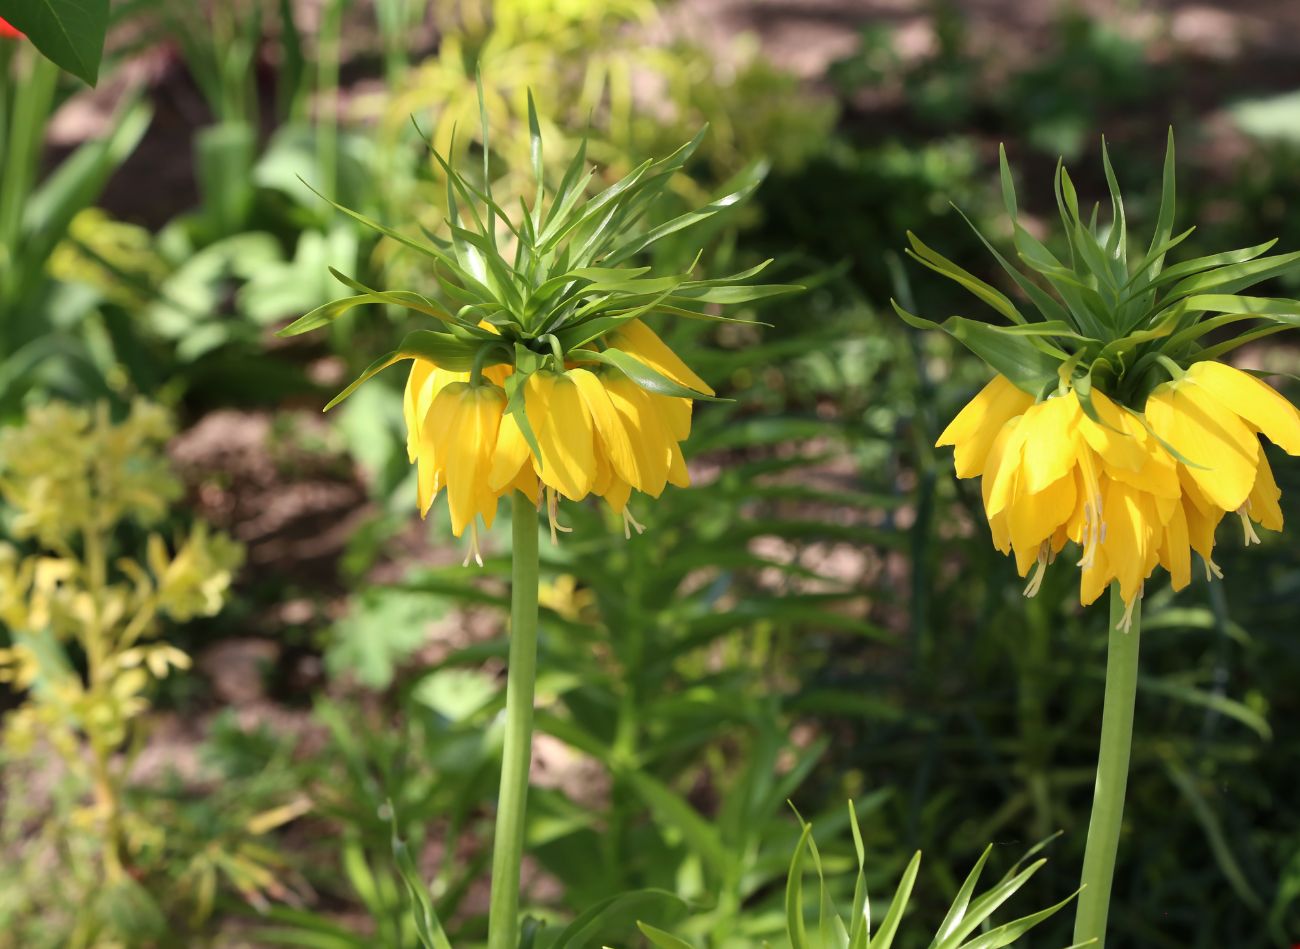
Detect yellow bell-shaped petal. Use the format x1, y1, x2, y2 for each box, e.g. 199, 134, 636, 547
602, 372, 672, 496
937, 375, 1035, 478
526, 371, 596, 501
443, 384, 507, 536
1017, 395, 1082, 494
1158, 499, 1192, 591
1247, 449, 1284, 532
1006, 472, 1076, 564
570, 368, 640, 486
488, 410, 534, 493
1145, 379, 1259, 512
1188, 360, 1300, 455
417, 381, 470, 516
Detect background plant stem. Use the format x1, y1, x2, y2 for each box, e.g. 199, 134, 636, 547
1073, 585, 1142, 947
0, 51, 58, 309
487, 492, 540, 949
82, 513, 125, 881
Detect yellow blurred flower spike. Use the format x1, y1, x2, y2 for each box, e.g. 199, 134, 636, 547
0, 399, 243, 884
281, 87, 795, 561
904, 132, 1300, 623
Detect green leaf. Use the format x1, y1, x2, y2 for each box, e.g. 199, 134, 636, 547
937, 858, 1047, 947
504, 368, 544, 465
929, 846, 992, 947
1125, 226, 1196, 294
1100, 138, 1126, 263
951, 205, 1073, 329
277, 269, 464, 337
1144, 127, 1178, 280
786, 822, 813, 949
322, 331, 487, 410
325, 587, 450, 690
574, 348, 725, 401
891, 302, 1061, 396
848, 802, 871, 949
1161, 754, 1266, 913
391, 816, 454, 949
1138, 674, 1272, 740
1194, 323, 1295, 361
1139, 239, 1275, 298
538, 157, 653, 251
905, 231, 1026, 325
623, 772, 732, 881
954, 888, 1078, 949
1169, 312, 1300, 361
19, 95, 151, 279
299, 179, 496, 302
997, 144, 1019, 221
526, 89, 544, 231
667, 282, 802, 305
541, 137, 593, 236
548, 889, 685, 949
605, 159, 768, 265
867, 851, 920, 949
1166, 248, 1300, 300
0, 0, 109, 84
637, 922, 697, 949
276, 294, 376, 337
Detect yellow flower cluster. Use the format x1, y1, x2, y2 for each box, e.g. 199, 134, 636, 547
402, 320, 711, 558
940, 361, 1300, 623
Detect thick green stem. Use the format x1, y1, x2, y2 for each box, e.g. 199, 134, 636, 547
1072, 585, 1142, 947
487, 492, 540, 949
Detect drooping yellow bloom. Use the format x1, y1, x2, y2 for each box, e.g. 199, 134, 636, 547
940, 363, 1300, 623
282, 112, 781, 566
402, 319, 706, 551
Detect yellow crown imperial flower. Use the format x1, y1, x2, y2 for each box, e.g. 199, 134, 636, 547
899, 132, 1300, 624
280, 90, 794, 562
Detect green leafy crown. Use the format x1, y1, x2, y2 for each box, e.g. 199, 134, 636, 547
278, 85, 798, 434
894, 130, 1300, 418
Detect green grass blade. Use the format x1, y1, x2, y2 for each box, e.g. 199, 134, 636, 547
786, 822, 814, 949
1144, 127, 1177, 281
928, 845, 992, 948
866, 851, 920, 949
391, 818, 454, 949
954, 888, 1079, 949
905, 232, 1026, 325
637, 922, 697, 949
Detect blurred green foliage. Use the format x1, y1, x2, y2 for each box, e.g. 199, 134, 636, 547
0, 400, 279, 945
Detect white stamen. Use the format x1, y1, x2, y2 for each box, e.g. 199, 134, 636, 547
1023, 541, 1052, 598
1076, 499, 1104, 570
622, 508, 646, 540
1075, 452, 1105, 570
462, 521, 484, 567
547, 488, 572, 546
1116, 587, 1142, 632
1236, 505, 1261, 546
